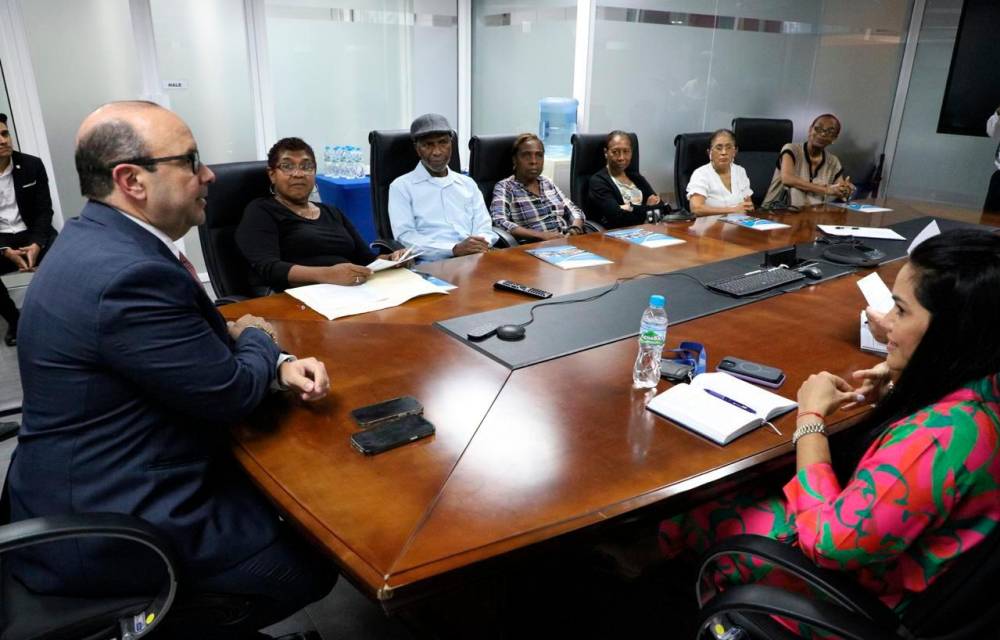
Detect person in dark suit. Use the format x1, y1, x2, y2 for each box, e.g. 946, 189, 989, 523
0, 113, 58, 346
586, 130, 661, 229
7, 101, 335, 639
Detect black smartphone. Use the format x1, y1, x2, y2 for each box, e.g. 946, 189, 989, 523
350, 414, 435, 455
717, 356, 785, 388
350, 396, 423, 428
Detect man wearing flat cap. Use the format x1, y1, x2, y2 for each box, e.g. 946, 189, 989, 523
388, 113, 497, 262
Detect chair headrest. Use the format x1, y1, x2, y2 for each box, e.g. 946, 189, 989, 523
204, 161, 271, 230
571, 132, 640, 179
469, 135, 518, 184
731, 118, 794, 153
369, 129, 461, 183
674, 132, 713, 172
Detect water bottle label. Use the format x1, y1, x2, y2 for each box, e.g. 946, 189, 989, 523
638, 323, 665, 347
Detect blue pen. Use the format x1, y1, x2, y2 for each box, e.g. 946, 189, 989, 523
704, 388, 755, 414
704, 389, 783, 435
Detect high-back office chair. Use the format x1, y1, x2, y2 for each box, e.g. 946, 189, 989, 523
367, 129, 462, 245
731, 118, 794, 208
673, 131, 714, 212
468, 134, 518, 207
696, 531, 1000, 639
570, 132, 639, 224
198, 161, 272, 302
466, 135, 518, 247
0, 510, 178, 639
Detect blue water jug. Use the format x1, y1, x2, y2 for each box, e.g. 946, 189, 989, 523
538, 97, 578, 159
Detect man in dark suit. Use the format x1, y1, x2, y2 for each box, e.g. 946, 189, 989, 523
7, 101, 336, 638
0, 113, 58, 346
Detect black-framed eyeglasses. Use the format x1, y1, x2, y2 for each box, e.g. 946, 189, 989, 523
275, 161, 317, 174
812, 125, 839, 138
109, 150, 201, 174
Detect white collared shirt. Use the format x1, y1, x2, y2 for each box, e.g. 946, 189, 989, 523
388, 162, 498, 263
116, 208, 181, 258
988, 112, 999, 171
0, 160, 29, 235
687, 163, 753, 208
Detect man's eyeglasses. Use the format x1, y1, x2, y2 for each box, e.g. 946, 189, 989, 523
275, 161, 317, 174
109, 151, 202, 174
812, 125, 839, 138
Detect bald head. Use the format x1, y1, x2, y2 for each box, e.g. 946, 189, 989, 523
75, 101, 188, 199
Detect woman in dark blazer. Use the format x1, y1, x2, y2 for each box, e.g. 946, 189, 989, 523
586, 130, 662, 229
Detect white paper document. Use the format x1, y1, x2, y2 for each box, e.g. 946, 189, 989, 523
817, 225, 905, 240
856, 272, 894, 313
907, 220, 941, 255
860, 311, 889, 355
830, 202, 893, 213
286, 268, 449, 320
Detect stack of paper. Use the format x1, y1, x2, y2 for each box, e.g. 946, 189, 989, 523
719, 215, 790, 231
831, 202, 893, 213
817, 225, 905, 240
526, 245, 613, 269
286, 268, 450, 320
605, 228, 685, 248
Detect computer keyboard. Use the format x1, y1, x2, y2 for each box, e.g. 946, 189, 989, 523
707, 267, 806, 297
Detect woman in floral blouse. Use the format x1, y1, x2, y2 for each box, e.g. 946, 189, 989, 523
659, 228, 1000, 632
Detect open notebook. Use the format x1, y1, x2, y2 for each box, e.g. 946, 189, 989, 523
647, 372, 797, 445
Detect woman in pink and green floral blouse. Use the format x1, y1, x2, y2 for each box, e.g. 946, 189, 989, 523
659, 229, 1000, 632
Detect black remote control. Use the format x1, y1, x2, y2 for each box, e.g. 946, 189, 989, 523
466, 324, 498, 341
493, 280, 553, 299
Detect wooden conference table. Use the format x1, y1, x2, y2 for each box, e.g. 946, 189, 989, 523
222, 202, 996, 609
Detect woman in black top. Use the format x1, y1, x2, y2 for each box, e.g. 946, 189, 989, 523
586, 131, 662, 229
236, 137, 406, 292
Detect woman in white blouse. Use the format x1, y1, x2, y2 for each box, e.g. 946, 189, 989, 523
686, 129, 753, 217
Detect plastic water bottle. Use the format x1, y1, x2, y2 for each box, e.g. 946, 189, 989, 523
349, 146, 363, 178
632, 294, 668, 388
323, 145, 335, 176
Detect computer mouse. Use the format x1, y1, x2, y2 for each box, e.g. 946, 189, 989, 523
800, 265, 823, 280
495, 324, 526, 341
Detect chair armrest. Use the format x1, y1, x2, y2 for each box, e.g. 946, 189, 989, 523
583, 220, 606, 233
214, 295, 250, 306
0, 513, 179, 638
698, 535, 896, 629
492, 226, 518, 249
370, 238, 404, 254
698, 584, 897, 640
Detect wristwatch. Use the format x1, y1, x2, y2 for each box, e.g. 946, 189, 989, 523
792, 421, 827, 445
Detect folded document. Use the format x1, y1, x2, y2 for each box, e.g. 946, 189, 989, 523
286, 268, 450, 320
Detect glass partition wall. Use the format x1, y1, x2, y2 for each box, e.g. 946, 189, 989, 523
586, 0, 913, 200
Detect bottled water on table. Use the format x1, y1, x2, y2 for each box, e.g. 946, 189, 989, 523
632, 294, 668, 389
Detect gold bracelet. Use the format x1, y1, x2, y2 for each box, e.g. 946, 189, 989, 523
792, 421, 826, 446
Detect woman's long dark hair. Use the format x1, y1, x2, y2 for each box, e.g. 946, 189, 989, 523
838, 229, 1000, 471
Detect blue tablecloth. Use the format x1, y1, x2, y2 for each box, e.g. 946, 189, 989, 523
315, 175, 376, 245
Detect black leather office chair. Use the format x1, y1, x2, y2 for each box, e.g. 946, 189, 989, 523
673, 131, 714, 213
570, 132, 638, 226
199, 161, 272, 303
466, 135, 517, 247
0, 512, 178, 640
368, 130, 460, 246
696, 532, 1000, 639
369, 130, 519, 251
731, 118, 794, 208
